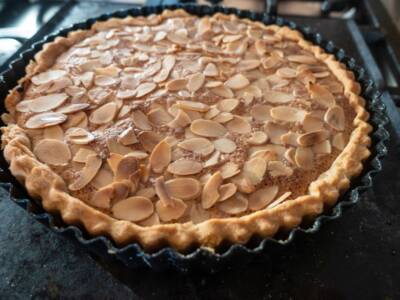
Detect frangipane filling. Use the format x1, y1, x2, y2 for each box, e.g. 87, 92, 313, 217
11, 13, 355, 225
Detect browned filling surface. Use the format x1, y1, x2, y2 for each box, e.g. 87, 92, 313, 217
6, 13, 356, 226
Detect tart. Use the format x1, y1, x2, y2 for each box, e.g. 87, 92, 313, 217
0, 9, 371, 251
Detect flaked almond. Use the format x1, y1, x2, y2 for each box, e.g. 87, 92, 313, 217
136, 82, 156, 98
167, 109, 191, 129
198, 17, 212, 35
205, 80, 222, 88
218, 183, 237, 202
126, 151, 149, 160
90, 186, 113, 209
191, 119, 227, 137
270, 106, 306, 122
178, 137, 214, 156
167, 31, 189, 44
255, 40, 267, 56
95, 65, 120, 77
106, 136, 132, 155
276, 67, 297, 79
111, 196, 154, 222
73, 148, 96, 163
297, 130, 329, 146
248, 185, 279, 211
139, 212, 161, 226
225, 73, 250, 90
248, 131, 268, 145
295, 147, 314, 169
213, 112, 233, 123
226, 116, 251, 134
264, 91, 293, 104
66, 127, 94, 144
268, 161, 293, 177
217, 98, 239, 112
204, 63, 218, 77
153, 55, 176, 83
165, 178, 201, 201
56, 103, 90, 114
154, 30, 167, 42
137, 187, 156, 199
231, 175, 255, 194
31, 70, 67, 85
211, 85, 234, 98
34, 139, 71, 166
204, 151, 220, 168
149, 140, 171, 173
202, 171, 223, 209
115, 155, 138, 181
107, 153, 123, 174
313, 140, 332, 154
43, 125, 63, 140
332, 132, 346, 150
303, 114, 324, 132
94, 75, 119, 87
213, 138, 236, 154
147, 107, 173, 125
138, 131, 162, 152
143, 61, 162, 77
220, 162, 240, 179
267, 191, 292, 209
309, 83, 336, 108
243, 157, 267, 185
218, 194, 248, 215
69, 154, 102, 191
250, 104, 273, 121
167, 159, 203, 176
132, 110, 152, 131
284, 148, 296, 164
187, 73, 205, 92
176, 100, 209, 112
21, 93, 68, 113
78, 71, 94, 88
89, 102, 117, 125
261, 56, 281, 69
166, 78, 187, 91
236, 59, 261, 72
324, 105, 345, 131
25, 112, 67, 129
287, 55, 317, 64
118, 127, 138, 145
280, 132, 300, 146
116, 89, 136, 99
205, 106, 220, 119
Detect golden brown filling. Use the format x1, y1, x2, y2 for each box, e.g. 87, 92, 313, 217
8, 13, 355, 226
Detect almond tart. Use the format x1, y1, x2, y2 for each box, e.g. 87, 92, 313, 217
0, 9, 372, 251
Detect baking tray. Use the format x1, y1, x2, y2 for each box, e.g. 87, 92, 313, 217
0, 4, 389, 272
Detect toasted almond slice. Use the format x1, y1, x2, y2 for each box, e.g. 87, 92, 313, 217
31, 70, 67, 85
56, 103, 90, 114
73, 148, 96, 163
309, 83, 335, 108
250, 104, 273, 122
116, 89, 136, 99
91, 167, 113, 190
211, 86, 234, 98
135, 82, 156, 98
297, 130, 329, 146
178, 137, 214, 156
166, 78, 187, 91
213, 138, 236, 154
90, 185, 113, 209
255, 40, 267, 56
191, 119, 227, 137
220, 162, 240, 179
78, 71, 94, 88
176, 100, 209, 112
43, 125, 63, 140
280, 132, 300, 147
205, 106, 220, 120
115, 155, 138, 181
190, 203, 210, 224
136, 187, 156, 199
295, 147, 314, 169
213, 112, 233, 124
132, 110, 152, 131
218, 183, 237, 202
204, 63, 218, 77
118, 127, 138, 145
261, 56, 281, 69
26, 112, 67, 129
165, 178, 201, 201
287, 55, 317, 64
23, 93, 68, 113
270, 106, 306, 122
143, 61, 162, 77
149, 140, 171, 173
276, 67, 297, 79
167, 109, 191, 129
217, 98, 239, 112
225, 74, 250, 90
248, 131, 268, 145
154, 30, 167, 41
249, 185, 279, 211
264, 122, 287, 144
111, 196, 154, 222
197, 17, 212, 35
167, 159, 203, 176
236, 59, 261, 72
332, 132, 346, 150
226, 116, 251, 134
167, 31, 189, 44
231, 175, 255, 194
66, 127, 94, 144
138, 131, 162, 152
202, 171, 223, 209
205, 81, 223, 88
95, 65, 120, 76
303, 114, 324, 132
147, 107, 173, 126
89, 102, 117, 125
126, 151, 149, 160
264, 91, 293, 104
94, 75, 119, 87
153, 55, 176, 83
324, 105, 345, 131
204, 151, 220, 168
243, 157, 267, 185
268, 161, 293, 177
138, 212, 161, 226
313, 140, 332, 154
69, 154, 102, 191
218, 194, 248, 215
250, 149, 278, 162
267, 191, 292, 209
34, 139, 71, 166
107, 153, 123, 174
186, 73, 205, 92
106, 136, 132, 155
284, 148, 296, 165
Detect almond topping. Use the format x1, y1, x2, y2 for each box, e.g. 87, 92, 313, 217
111, 196, 154, 222
187, 73, 205, 92
204, 63, 218, 77
31, 70, 67, 85
167, 109, 191, 129
126, 151, 149, 160
264, 91, 293, 104
154, 55, 176, 83
117, 127, 138, 145
94, 75, 119, 87
248, 185, 279, 211
313, 140, 332, 154
43, 125, 63, 140
220, 162, 240, 179
149, 140, 171, 173
226, 116, 251, 134
243, 157, 267, 185
324, 105, 345, 131
332, 133, 346, 150
218, 183, 237, 202
204, 151, 220, 168
205, 81, 222, 88
217, 98, 239, 112
205, 106, 220, 119
107, 153, 123, 174
270, 106, 306, 122
25, 112, 67, 129
287, 55, 317, 64
280, 132, 300, 146
136, 82, 156, 98
136, 187, 156, 199
297, 130, 329, 146
191, 119, 227, 137
176, 100, 209, 112
138, 131, 162, 152
268, 161, 293, 177
211, 85, 234, 98
295, 147, 314, 169
236, 59, 261, 72
250, 104, 272, 121
89, 102, 117, 125
303, 114, 324, 132
178, 137, 214, 156
213, 138, 237, 154
19, 93, 68, 113
115, 155, 138, 181
202, 171, 223, 209
309, 83, 335, 108
69, 154, 102, 191
167, 159, 203, 176
73, 148, 96, 163
276, 67, 297, 78
34, 139, 71, 166
267, 191, 292, 209
132, 110, 152, 131
248, 131, 268, 145
218, 194, 248, 215
56, 103, 90, 114
165, 178, 201, 201
116, 89, 136, 99
65, 127, 94, 144
166, 78, 187, 91
90, 186, 113, 209
225, 74, 250, 90
147, 108, 173, 125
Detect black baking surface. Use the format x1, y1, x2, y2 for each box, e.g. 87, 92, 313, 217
0, 3, 399, 299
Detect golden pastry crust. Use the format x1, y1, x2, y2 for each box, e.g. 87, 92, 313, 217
1, 9, 371, 251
